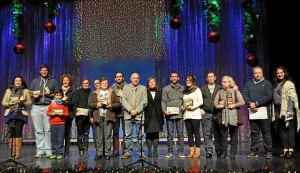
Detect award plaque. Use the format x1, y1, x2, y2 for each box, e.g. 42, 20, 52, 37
30, 90, 41, 96
218, 100, 225, 106
116, 89, 123, 97
183, 100, 193, 109
167, 107, 180, 114
51, 109, 63, 115
77, 108, 89, 116
9, 97, 19, 102
62, 96, 68, 101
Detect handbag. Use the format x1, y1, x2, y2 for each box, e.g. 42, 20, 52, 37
236, 107, 244, 126
235, 91, 244, 126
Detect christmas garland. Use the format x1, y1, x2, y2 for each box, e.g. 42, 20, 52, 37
206, 0, 221, 29
0, 164, 299, 173
169, 0, 184, 18
44, 0, 60, 21
242, 0, 259, 56
12, 0, 24, 40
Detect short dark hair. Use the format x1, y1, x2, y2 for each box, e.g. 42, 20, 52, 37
115, 72, 124, 78
99, 77, 109, 83
40, 64, 49, 71
54, 89, 64, 96
170, 71, 179, 77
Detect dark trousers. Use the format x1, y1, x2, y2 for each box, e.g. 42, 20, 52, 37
185, 119, 201, 147
249, 119, 272, 153
64, 118, 73, 155
112, 116, 126, 154
213, 123, 238, 155
201, 113, 214, 154
274, 106, 296, 149
9, 120, 24, 138
50, 124, 65, 155
166, 118, 184, 153
76, 117, 90, 150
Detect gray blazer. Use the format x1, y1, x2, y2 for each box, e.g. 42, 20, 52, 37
122, 84, 147, 120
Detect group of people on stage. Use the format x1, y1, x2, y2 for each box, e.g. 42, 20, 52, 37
2, 64, 300, 160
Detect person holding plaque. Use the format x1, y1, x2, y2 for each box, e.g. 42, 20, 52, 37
121, 73, 147, 159
272, 66, 300, 159
182, 75, 203, 159
161, 71, 185, 158
242, 66, 273, 159
214, 76, 245, 160
73, 78, 92, 158
110, 72, 128, 157
2, 75, 32, 159
59, 74, 75, 158
144, 77, 164, 158
46, 89, 69, 159
30, 64, 59, 158
200, 71, 222, 158
88, 77, 121, 160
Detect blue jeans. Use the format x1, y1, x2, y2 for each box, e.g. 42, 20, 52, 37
124, 118, 144, 155
31, 105, 51, 155
50, 124, 65, 155
201, 113, 213, 154
166, 118, 184, 154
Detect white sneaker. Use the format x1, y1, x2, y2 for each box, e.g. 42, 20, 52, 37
179, 153, 185, 158
165, 153, 173, 158
34, 153, 44, 158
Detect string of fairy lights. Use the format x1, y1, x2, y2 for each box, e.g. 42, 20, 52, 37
11, 0, 260, 67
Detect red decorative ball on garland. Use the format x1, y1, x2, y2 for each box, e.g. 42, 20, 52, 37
13, 43, 25, 55
170, 17, 181, 30
246, 55, 258, 67
44, 21, 56, 33
208, 31, 220, 43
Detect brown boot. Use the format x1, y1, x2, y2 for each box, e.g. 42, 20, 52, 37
9, 138, 16, 158
187, 147, 195, 158
193, 147, 201, 159
14, 138, 23, 159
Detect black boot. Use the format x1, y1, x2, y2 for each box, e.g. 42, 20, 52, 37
64, 138, 71, 158
83, 133, 89, 158
79, 150, 84, 158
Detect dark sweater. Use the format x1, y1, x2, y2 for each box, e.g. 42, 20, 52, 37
73, 88, 92, 112
242, 79, 273, 107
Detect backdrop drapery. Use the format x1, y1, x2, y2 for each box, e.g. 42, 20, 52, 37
0, 0, 268, 142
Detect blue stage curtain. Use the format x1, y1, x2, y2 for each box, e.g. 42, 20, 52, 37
0, 0, 268, 141
0, 1, 77, 139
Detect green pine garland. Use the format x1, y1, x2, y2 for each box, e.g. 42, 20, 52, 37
44, 0, 60, 21
12, 0, 24, 40
206, 0, 221, 29
169, 0, 184, 18
242, 0, 259, 55
0, 165, 299, 173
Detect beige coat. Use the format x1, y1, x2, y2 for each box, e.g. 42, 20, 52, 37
2, 88, 32, 116
280, 81, 300, 132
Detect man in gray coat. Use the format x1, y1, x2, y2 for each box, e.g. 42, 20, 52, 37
121, 73, 148, 159
161, 71, 185, 158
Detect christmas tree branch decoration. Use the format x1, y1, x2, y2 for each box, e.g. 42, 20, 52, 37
168, 0, 184, 30
44, 0, 60, 22
12, 0, 24, 40
44, 0, 60, 33
205, 0, 221, 43
242, 0, 259, 56
206, 0, 221, 29
242, 0, 260, 67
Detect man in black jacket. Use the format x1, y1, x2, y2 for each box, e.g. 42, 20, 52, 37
200, 71, 222, 158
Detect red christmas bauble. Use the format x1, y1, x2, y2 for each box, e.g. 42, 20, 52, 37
208, 31, 220, 43
13, 43, 25, 55
246, 55, 258, 67
44, 22, 56, 33
170, 17, 181, 30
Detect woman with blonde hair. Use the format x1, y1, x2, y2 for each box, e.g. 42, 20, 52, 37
214, 75, 245, 159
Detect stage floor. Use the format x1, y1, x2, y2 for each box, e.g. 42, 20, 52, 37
0, 141, 299, 171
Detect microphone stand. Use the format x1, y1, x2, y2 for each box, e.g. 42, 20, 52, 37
0, 119, 26, 167
123, 114, 160, 169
